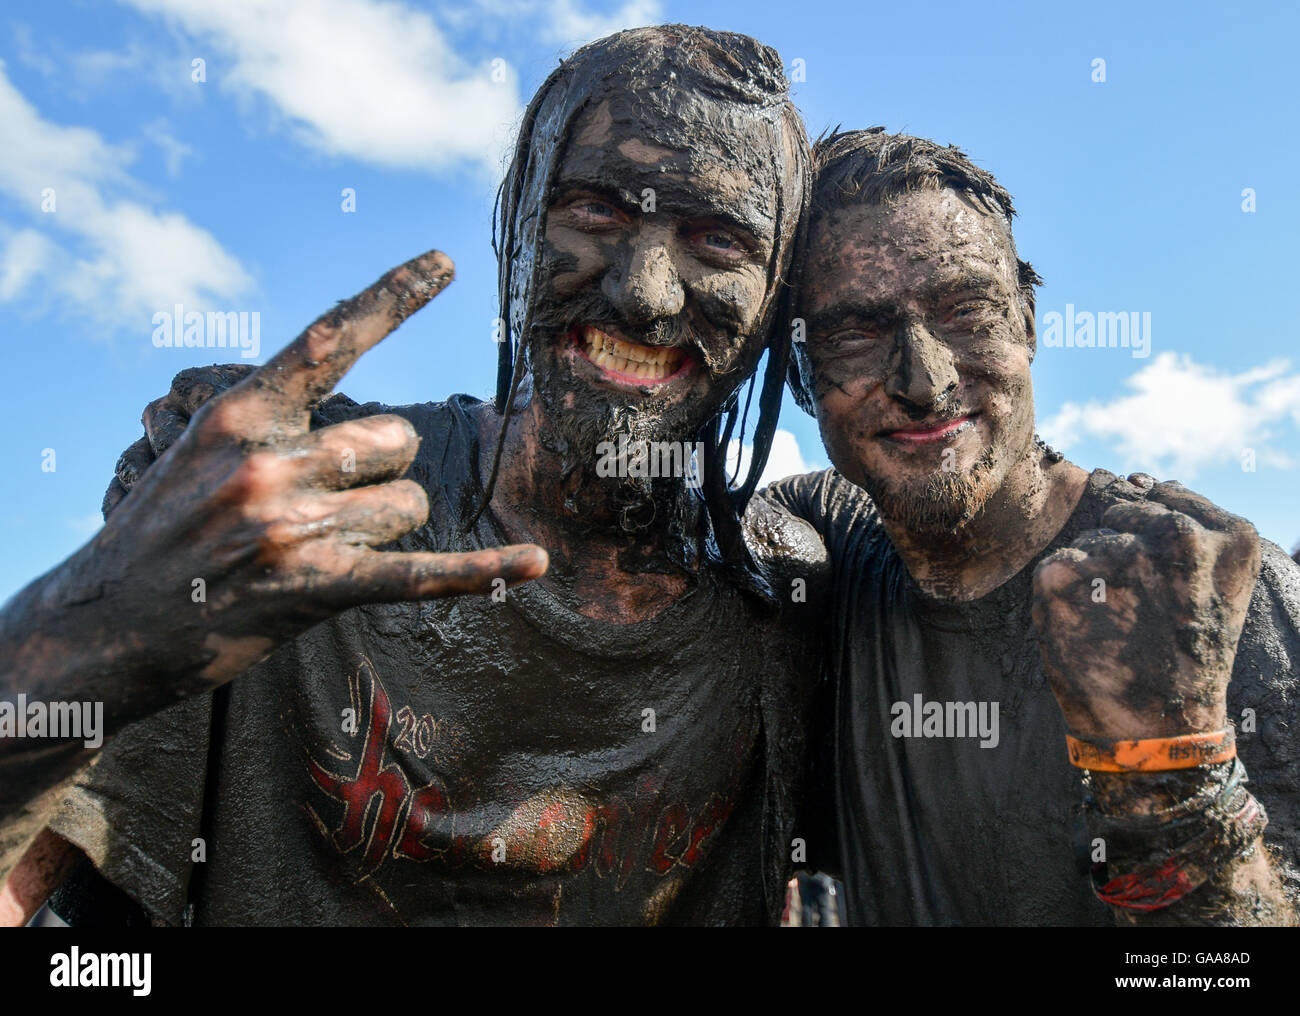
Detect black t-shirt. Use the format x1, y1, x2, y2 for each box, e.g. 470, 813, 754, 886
51, 395, 828, 926
765, 467, 1300, 926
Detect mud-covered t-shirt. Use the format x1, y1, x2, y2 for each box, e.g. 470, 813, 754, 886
51, 395, 827, 926
765, 468, 1300, 926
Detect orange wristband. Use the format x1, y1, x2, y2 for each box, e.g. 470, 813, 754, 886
1066, 728, 1236, 772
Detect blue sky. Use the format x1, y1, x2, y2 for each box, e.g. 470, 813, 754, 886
2, 0, 1297, 606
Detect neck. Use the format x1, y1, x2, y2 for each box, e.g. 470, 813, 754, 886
477, 398, 697, 621
881, 442, 1090, 602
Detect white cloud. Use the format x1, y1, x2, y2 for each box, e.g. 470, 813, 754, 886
539, 0, 662, 47
11, 22, 58, 77
141, 117, 195, 177
67, 42, 149, 83
120, 0, 524, 175
727, 428, 821, 488
435, 0, 660, 48
0, 60, 251, 328
0, 228, 57, 300
1039, 352, 1300, 477
8, 23, 194, 103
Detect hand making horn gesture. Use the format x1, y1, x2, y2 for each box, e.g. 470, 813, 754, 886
87, 250, 548, 690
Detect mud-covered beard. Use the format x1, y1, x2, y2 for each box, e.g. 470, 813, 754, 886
526, 292, 723, 569
863, 444, 1003, 537
539, 377, 677, 526
534, 376, 705, 574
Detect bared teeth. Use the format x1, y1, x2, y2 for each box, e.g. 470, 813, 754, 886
581, 326, 683, 379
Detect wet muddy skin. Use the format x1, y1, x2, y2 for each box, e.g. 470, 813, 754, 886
796, 143, 1292, 924
485, 45, 804, 622
0, 26, 821, 927
802, 188, 1089, 603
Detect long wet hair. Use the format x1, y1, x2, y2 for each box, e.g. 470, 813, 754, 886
786, 127, 1043, 414
471, 25, 811, 597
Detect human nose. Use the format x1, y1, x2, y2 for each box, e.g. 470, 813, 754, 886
603, 230, 686, 322
883, 318, 959, 409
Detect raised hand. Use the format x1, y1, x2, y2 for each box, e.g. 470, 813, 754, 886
103, 363, 255, 518
1030, 476, 1260, 742
56, 250, 548, 693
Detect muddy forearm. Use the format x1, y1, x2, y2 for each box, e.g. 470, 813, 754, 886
0, 538, 221, 816
1086, 764, 1294, 926
0, 549, 193, 878
0, 541, 220, 884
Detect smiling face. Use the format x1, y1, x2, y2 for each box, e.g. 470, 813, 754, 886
802, 187, 1038, 533
526, 97, 781, 457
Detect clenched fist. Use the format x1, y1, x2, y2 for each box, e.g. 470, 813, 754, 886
1030, 476, 1260, 742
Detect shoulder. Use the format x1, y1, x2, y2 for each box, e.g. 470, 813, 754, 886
1229, 539, 1300, 888
1235, 538, 1300, 693
313, 392, 486, 475
759, 468, 881, 540
312, 391, 486, 438
742, 490, 828, 591
761, 468, 838, 519
1258, 536, 1300, 609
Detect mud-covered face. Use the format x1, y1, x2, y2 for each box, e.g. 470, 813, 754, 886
802, 188, 1037, 533
529, 98, 780, 452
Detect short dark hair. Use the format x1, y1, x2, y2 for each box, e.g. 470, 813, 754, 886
787, 127, 1042, 414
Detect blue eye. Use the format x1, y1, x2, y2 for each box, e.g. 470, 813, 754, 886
566, 198, 622, 223
951, 300, 991, 320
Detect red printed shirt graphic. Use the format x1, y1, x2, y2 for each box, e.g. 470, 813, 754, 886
302, 657, 747, 914
48, 397, 822, 926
